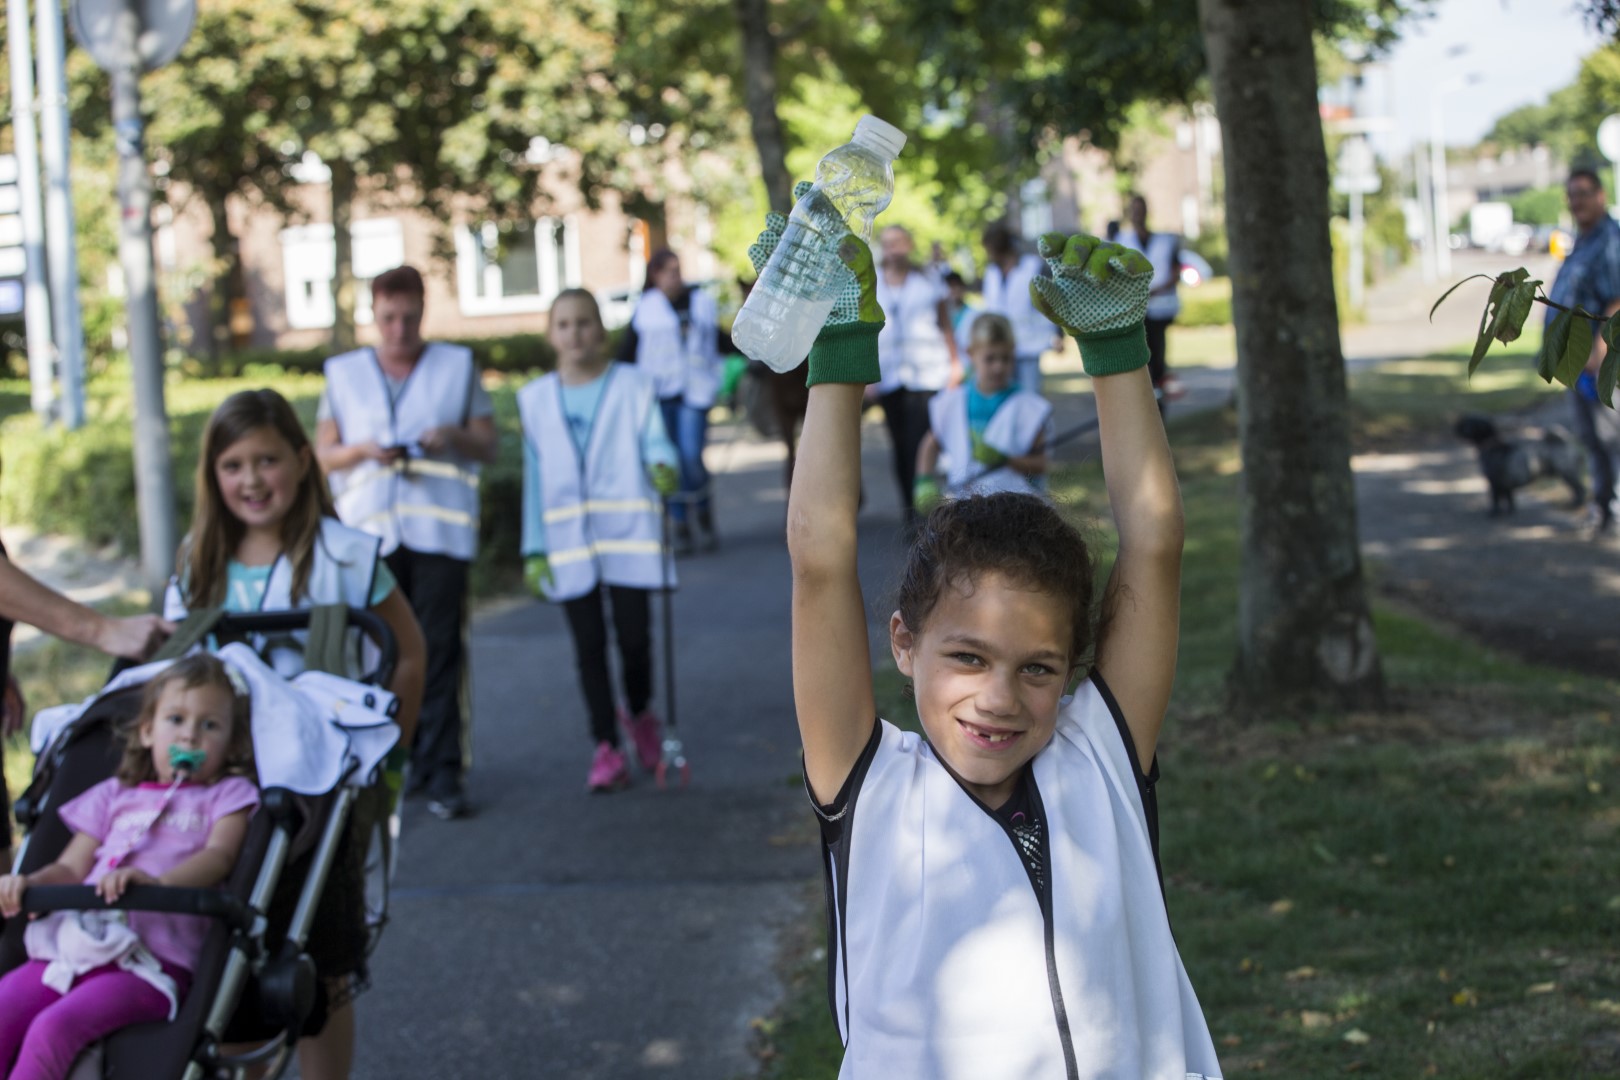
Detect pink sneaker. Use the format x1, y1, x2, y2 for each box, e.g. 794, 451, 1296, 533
587, 741, 629, 793
620, 707, 663, 774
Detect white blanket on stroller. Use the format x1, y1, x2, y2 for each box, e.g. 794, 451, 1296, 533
30, 644, 398, 796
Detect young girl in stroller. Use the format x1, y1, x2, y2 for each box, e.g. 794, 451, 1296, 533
0, 655, 258, 1080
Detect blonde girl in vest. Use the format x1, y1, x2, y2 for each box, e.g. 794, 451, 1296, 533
519, 289, 680, 792
913, 312, 1053, 511
756, 217, 1222, 1077
168, 388, 425, 1080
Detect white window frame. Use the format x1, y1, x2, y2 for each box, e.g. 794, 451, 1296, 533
278, 218, 405, 330
454, 215, 580, 317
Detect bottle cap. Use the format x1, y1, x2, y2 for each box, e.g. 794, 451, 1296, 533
852, 115, 906, 160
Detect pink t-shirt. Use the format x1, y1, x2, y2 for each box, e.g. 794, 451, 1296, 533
56, 775, 260, 973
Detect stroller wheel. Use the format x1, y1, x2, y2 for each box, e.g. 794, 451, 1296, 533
361, 804, 397, 957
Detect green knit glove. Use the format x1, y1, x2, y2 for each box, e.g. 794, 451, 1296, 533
970, 431, 1008, 468
1028, 232, 1153, 376
524, 554, 554, 598
650, 463, 678, 497
913, 475, 942, 513
746, 181, 883, 386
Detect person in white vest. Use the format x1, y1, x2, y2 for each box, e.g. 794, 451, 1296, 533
618, 250, 724, 555
913, 312, 1052, 511
757, 212, 1222, 1078
314, 265, 496, 824
166, 388, 426, 1080
1112, 194, 1186, 414
521, 289, 680, 792
873, 225, 962, 531
979, 220, 1060, 395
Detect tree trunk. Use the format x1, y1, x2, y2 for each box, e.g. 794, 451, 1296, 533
205, 189, 234, 372
733, 0, 793, 215
1197, 0, 1384, 710
330, 159, 357, 351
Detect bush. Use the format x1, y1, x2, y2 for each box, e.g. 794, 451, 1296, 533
1177, 277, 1232, 327
195, 333, 559, 379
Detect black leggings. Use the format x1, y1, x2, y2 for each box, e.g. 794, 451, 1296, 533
562, 585, 653, 745
879, 388, 934, 521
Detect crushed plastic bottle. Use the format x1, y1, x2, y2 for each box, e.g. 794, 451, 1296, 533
733, 115, 907, 372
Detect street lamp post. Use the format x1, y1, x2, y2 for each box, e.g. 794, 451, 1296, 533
1429, 71, 1481, 279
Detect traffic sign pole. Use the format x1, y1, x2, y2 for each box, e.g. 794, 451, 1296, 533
6, 0, 56, 420
36, 0, 84, 429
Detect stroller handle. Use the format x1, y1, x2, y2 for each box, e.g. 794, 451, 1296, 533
21, 884, 256, 933
213, 607, 398, 686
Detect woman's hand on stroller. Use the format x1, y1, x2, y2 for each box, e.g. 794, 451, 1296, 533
0, 872, 26, 917
97, 866, 156, 904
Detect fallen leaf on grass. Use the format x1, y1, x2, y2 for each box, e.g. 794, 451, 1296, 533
1451, 988, 1479, 1007
1589, 780, 1604, 795
1300, 1010, 1334, 1029
1221, 1033, 1242, 1047
1369, 853, 1389, 866
1526, 982, 1558, 995
1592, 999, 1620, 1016
1442, 855, 1456, 868
1238, 956, 1256, 973
1342, 1028, 1371, 1045
1285, 966, 1318, 982
1607, 895, 1620, 911
1269, 898, 1295, 915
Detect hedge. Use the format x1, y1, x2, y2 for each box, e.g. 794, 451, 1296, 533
194, 331, 561, 379
1176, 277, 1232, 328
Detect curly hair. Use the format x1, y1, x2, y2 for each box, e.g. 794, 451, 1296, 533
117, 654, 256, 785
897, 492, 1098, 668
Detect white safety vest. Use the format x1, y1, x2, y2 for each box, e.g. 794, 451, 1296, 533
630, 288, 723, 409
928, 386, 1052, 496
324, 343, 483, 560
876, 270, 951, 393
517, 365, 673, 602
164, 518, 383, 678
822, 680, 1222, 1080
982, 254, 1056, 359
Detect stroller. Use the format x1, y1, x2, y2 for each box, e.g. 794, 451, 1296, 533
1, 606, 399, 1080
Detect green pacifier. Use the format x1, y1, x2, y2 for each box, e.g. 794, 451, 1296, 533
169, 747, 207, 774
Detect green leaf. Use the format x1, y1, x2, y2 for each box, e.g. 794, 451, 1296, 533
1599, 346, 1619, 409
1428, 273, 1495, 323
1554, 316, 1594, 388
1492, 280, 1541, 345
1540, 311, 1571, 383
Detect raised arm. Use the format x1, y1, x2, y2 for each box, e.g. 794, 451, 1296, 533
1030, 234, 1182, 769
748, 202, 886, 802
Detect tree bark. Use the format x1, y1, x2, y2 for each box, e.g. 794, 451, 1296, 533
733, 0, 793, 215
204, 188, 234, 371
1197, 0, 1384, 710
329, 159, 357, 351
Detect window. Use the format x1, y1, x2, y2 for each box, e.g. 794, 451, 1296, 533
278, 219, 405, 330
454, 216, 579, 316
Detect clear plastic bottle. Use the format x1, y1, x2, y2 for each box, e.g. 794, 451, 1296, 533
733, 115, 907, 372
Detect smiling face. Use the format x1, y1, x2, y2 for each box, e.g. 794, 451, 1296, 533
892, 571, 1074, 807
141, 680, 237, 784
549, 293, 608, 375
213, 424, 310, 540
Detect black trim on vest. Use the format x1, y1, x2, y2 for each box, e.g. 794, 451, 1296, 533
810, 718, 882, 1045
1089, 671, 1165, 902
1025, 778, 1081, 1080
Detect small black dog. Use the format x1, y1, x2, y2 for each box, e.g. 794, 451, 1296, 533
1454, 413, 1586, 516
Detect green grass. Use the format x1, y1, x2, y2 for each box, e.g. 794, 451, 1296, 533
757, 365, 1620, 1078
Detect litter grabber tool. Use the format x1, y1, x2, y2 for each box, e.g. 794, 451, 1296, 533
656, 501, 690, 789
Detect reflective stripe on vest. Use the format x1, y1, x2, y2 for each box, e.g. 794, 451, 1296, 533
325, 343, 482, 560
928, 386, 1052, 496
516, 364, 672, 602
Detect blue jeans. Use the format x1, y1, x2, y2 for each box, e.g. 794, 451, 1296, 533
659, 397, 711, 523
1016, 352, 1044, 394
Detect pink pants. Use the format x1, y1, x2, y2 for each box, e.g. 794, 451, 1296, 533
0, 959, 190, 1080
